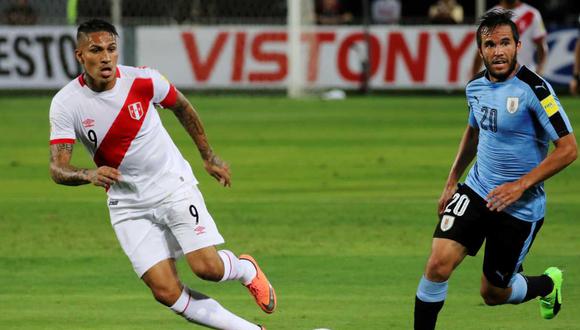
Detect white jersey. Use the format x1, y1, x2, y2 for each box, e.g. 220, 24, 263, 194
50, 65, 198, 207
494, 2, 547, 71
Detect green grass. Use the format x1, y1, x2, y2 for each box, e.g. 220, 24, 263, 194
0, 95, 579, 329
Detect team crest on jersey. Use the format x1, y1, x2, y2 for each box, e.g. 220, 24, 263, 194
440, 215, 455, 232
506, 97, 519, 114
128, 102, 144, 120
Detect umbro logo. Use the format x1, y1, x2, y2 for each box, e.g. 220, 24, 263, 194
82, 118, 95, 128
194, 226, 206, 236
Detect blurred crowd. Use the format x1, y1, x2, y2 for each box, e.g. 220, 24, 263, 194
1, 0, 578, 27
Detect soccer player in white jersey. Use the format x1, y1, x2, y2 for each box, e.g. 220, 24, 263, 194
49, 19, 276, 330
471, 0, 548, 77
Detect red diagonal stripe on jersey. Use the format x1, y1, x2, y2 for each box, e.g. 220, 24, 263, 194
93, 78, 153, 169
515, 11, 534, 36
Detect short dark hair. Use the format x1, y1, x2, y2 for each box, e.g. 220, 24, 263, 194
77, 19, 118, 41
476, 9, 519, 48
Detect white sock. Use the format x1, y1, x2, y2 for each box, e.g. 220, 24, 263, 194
170, 287, 260, 330
218, 250, 257, 285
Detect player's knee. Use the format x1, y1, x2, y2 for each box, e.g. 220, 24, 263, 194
150, 285, 182, 306
191, 259, 223, 282
425, 256, 453, 281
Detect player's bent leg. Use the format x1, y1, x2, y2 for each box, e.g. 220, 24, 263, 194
142, 258, 183, 306
480, 270, 555, 309
415, 238, 468, 330
142, 258, 262, 329
424, 238, 468, 281
170, 287, 262, 330
185, 246, 226, 282
186, 247, 276, 314
480, 274, 512, 306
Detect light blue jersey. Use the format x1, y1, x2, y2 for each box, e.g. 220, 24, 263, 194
465, 66, 573, 221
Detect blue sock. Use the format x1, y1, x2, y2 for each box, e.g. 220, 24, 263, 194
507, 273, 528, 304
416, 275, 448, 302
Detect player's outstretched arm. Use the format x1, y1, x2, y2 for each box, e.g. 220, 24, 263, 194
167, 91, 231, 187
438, 125, 479, 214
486, 133, 577, 212
49, 143, 120, 187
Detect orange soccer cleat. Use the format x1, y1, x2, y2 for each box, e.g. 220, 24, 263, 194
239, 254, 277, 314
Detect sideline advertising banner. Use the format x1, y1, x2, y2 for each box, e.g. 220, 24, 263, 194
136, 26, 576, 90
0, 27, 81, 88
0, 26, 123, 89
0, 26, 574, 90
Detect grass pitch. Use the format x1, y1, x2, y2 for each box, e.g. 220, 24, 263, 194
0, 95, 579, 329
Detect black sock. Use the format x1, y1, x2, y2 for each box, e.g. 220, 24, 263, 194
414, 296, 444, 330
523, 274, 553, 302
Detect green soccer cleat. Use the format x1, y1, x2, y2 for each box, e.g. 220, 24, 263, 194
540, 267, 563, 319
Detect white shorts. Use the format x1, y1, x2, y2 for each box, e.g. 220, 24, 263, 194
109, 184, 225, 277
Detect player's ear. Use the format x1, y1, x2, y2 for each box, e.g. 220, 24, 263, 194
75, 48, 84, 65
516, 40, 522, 51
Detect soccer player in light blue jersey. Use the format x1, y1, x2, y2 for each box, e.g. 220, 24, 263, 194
414, 9, 577, 329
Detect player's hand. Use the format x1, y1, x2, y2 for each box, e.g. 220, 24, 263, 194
485, 181, 525, 212
569, 79, 578, 96
438, 182, 458, 215
87, 166, 121, 188
204, 154, 231, 187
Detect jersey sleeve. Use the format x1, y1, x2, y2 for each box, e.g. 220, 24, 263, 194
529, 83, 573, 141
468, 105, 478, 128
466, 89, 478, 128
148, 68, 178, 108
49, 99, 76, 144
531, 10, 547, 41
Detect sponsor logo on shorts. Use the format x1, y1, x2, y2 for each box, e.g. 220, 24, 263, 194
108, 200, 119, 206
440, 215, 455, 232
194, 226, 206, 236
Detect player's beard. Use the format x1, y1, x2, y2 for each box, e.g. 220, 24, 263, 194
484, 53, 518, 82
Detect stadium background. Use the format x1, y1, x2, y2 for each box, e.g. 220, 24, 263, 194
0, 0, 579, 329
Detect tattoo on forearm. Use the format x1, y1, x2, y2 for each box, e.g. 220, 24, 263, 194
171, 94, 213, 160
56, 143, 73, 152
49, 143, 91, 186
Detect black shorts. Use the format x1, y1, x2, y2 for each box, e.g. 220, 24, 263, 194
433, 184, 543, 288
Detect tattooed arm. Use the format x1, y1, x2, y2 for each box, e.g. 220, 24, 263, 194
49, 143, 121, 187
167, 91, 231, 187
